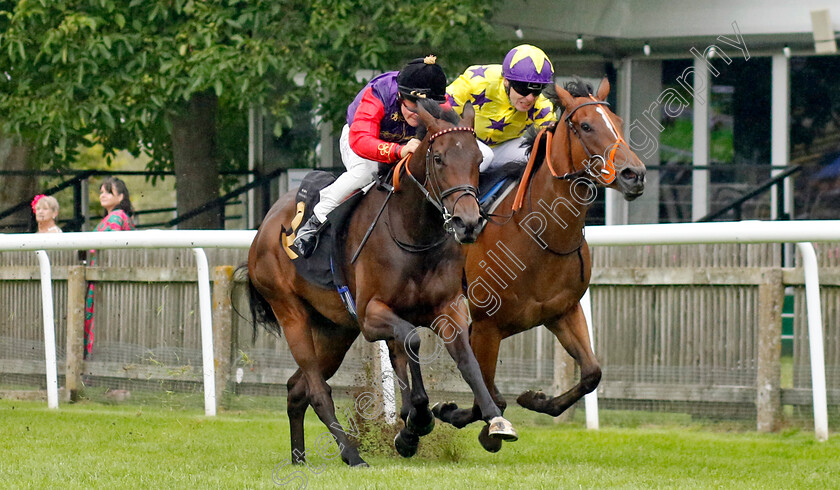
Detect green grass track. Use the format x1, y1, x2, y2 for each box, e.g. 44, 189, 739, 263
1, 399, 838, 489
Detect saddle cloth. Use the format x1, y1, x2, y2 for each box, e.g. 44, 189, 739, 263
478, 161, 526, 213
281, 171, 363, 290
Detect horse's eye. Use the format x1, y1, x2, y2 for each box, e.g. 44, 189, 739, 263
433, 154, 443, 165
581, 122, 592, 132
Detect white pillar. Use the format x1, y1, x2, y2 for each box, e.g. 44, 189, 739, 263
691, 57, 711, 222
771, 54, 791, 221
607, 59, 632, 226
318, 119, 334, 169
192, 248, 217, 416
36, 251, 59, 409
616, 58, 662, 224
580, 290, 599, 430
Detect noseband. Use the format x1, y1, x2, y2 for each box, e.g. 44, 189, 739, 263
402, 126, 480, 234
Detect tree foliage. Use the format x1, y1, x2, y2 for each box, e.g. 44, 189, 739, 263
0, 0, 499, 172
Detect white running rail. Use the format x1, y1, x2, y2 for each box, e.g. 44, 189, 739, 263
2, 220, 838, 440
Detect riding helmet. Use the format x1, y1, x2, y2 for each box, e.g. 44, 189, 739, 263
502, 44, 554, 85
396, 55, 447, 103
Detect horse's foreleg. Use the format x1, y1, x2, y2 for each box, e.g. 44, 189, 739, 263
364, 300, 430, 414
385, 339, 413, 424
433, 326, 503, 429
433, 300, 517, 442
517, 303, 601, 416
386, 338, 428, 458
363, 300, 433, 457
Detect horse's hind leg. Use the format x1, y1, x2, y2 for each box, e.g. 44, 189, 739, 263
286, 369, 308, 464
278, 309, 367, 467
517, 303, 601, 417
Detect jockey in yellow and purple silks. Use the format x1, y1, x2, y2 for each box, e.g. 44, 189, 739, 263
447, 44, 557, 172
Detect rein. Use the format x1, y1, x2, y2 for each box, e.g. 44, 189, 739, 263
504, 95, 621, 282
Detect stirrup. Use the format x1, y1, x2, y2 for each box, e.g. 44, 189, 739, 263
293, 216, 325, 258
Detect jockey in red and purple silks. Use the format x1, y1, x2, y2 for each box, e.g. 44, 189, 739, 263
294, 55, 450, 258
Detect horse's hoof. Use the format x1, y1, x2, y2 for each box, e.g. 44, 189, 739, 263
431, 401, 458, 421
478, 424, 503, 453
394, 430, 419, 458
341, 453, 369, 467
516, 390, 546, 410
487, 416, 518, 442
406, 407, 435, 436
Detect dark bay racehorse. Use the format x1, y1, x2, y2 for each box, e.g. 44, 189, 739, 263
432, 78, 646, 448
247, 100, 517, 467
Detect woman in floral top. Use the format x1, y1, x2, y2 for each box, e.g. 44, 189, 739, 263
84, 177, 135, 358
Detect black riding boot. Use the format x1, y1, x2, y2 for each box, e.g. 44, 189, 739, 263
293, 215, 324, 258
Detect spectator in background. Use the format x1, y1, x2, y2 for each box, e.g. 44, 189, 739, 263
31, 195, 62, 233
84, 177, 135, 359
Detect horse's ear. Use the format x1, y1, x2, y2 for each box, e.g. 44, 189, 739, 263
460, 101, 475, 128
416, 100, 439, 133
554, 83, 575, 110
596, 76, 610, 101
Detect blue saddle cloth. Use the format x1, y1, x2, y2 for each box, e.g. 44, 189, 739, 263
477, 161, 527, 211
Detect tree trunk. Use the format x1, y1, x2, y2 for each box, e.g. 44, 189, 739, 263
171, 91, 222, 229
0, 134, 37, 232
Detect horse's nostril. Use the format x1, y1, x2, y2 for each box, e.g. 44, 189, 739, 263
621, 169, 638, 182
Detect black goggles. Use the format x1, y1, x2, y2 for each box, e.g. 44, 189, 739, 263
509, 80, 546, 97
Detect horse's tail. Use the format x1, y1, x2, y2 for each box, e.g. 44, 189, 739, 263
234, 264, 282, 340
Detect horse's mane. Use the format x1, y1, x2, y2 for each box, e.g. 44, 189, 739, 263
542, 76, 594, 109
521, 76, 595, 156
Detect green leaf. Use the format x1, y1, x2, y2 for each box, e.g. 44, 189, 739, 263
214, 80, 222, 97
100, 106, 115, 129
114, 13, 125, 28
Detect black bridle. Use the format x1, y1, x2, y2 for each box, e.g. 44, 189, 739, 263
350, 125, 481, 261
403, 126, 481, 234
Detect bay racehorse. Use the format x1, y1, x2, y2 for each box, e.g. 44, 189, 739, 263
247, 99, 517, 467
432, 78, 646, 449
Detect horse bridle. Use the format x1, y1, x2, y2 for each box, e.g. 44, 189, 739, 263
402, 126, 481, 234
552, 98, 621, 182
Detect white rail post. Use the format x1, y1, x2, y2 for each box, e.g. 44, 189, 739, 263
580, 289, 599, 430
378, 340, 397, 424
35, 251, 59, 409
192, 248, 217, 416
796, 242, 828, 441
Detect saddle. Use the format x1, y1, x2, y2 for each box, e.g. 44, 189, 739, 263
279, 172, 365, 316
280, 168, 405, 318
